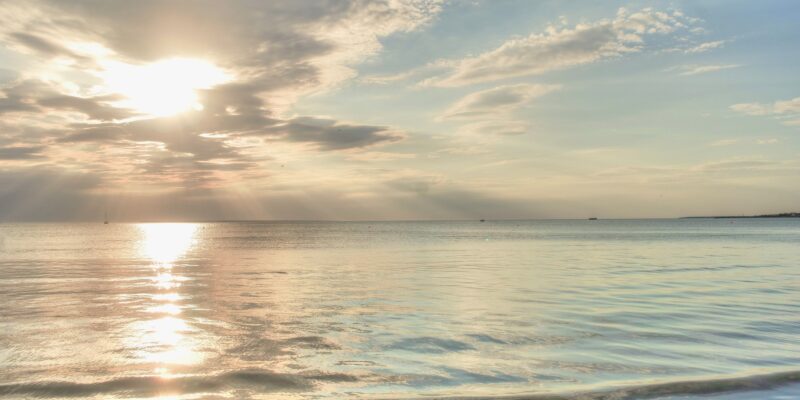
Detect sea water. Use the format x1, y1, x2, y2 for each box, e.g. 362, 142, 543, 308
0, 219, 798, 399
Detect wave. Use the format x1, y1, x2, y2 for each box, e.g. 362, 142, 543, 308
0, 369, 356, 398
429, 369, 800, 400
0, 369, 798, 399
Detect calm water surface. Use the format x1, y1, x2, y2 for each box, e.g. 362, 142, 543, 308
0, 219, 799, 399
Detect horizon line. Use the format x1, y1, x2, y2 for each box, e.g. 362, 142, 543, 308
2, 214, 798, 224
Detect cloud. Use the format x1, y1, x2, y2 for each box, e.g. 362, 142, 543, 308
685, 40, 725, 53
0, 0, 442, 96
0, 2, 793, 221
441, 84, 560, 120
422, 8, 695, 87
730, 103, 771, 116
458, 121, 531, 136
731, 97, 800, 126
361, 60, 452, 85
674, 64, 740, 76
0, 1, 437, 197
8, 32, 91, 62
344, 151, 417, 162
0, 0, 444, 119
0, 80, 46, 115
0, 145, 46, 160
361, 67, 433, 85
774, 97, 800, 114
0, 79, 136, 120
264, 117, 405, 150
709, 139, 739, 147
439, 84, 559, 136
38, 94, 134, 121
56, 125, 127, 143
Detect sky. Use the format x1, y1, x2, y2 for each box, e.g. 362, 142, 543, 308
0, 0, 798, 221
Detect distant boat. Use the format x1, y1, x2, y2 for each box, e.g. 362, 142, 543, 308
480, 219, 486, 222
588, 217, 598, 220
104, 212, 109, 225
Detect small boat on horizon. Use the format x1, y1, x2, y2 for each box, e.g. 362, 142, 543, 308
588, 217, 598, 220
104, 212, 109, 225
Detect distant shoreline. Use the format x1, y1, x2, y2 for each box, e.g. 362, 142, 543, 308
682, 212, 800, 219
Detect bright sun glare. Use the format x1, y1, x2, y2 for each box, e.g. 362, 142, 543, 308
100, 58, 229, 117
138, 223, 198, 265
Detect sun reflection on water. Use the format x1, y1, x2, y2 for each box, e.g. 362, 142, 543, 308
146, 303, 182, 315
138, 223, 198, 266
127, 223, 203, 374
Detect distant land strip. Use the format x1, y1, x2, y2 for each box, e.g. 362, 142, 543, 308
682, 212, 800, 219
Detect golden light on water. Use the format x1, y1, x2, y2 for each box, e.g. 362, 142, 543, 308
152, 272, 182, 290
100, 58, 229, 117
138, 223, 199, 265
153, 293, 182, 302
126, 223, 203, 372
146, 303, 182, 315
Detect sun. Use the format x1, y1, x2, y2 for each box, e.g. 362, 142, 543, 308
100, 58, 229, 117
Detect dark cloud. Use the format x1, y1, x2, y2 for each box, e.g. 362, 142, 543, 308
57, 125, 127, 143
37, 94, 135, 121
0, 81, 44, 115
0, 146, 46, 160
0, 80, 134, 121
9, 32, 89, 61
268, 117, 405, 150
0, 96, 38, 114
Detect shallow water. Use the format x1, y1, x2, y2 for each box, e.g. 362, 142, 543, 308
0, 219, 798, 399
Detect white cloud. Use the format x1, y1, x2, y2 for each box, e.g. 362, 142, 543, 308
441, 84, 560, 120
439, 84, 560, 137
422, 7, 695, 87
685, 40, 725, 53
730, 103, 772, 116
361, 61, 452, 85
731, 97, 800, 126
774, 97, 800, 114
458, 121, 531, 136
675, 64, 739, 76
709, 139, 739, 147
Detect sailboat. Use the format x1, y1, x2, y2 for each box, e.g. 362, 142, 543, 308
104, 212, 109, 225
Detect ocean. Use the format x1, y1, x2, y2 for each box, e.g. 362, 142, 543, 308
0, 219, 798, 399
